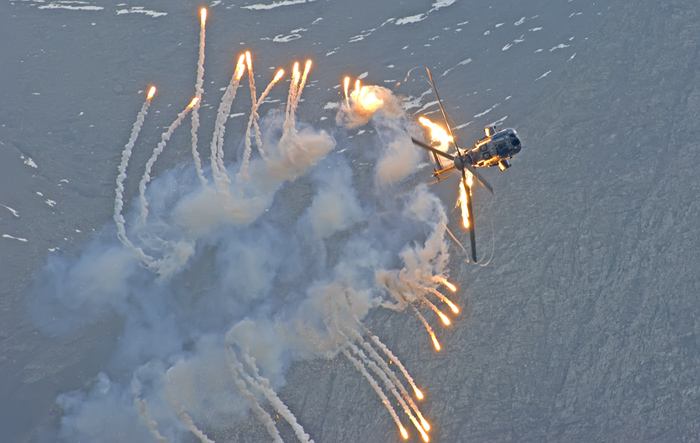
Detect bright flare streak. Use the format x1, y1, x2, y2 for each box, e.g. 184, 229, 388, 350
430, 333, 441, 351
343, 76, 350, 107
421, 418, 431, 432
400, 426, 409, 440
426, 285, 460, 314
146, 86, 156, 100
187, 97, 200, 109
441, 279, 457, 292
438, 312, 451, 325
303, 60, 312, 75
356, 87, 383, 112
446, 299, 459, 314
273, 69, 285, 82
200, 8, 206, 25
414, 388, 424, 400
245, 51, 252, 72
459, 179, 470, 229
235, 54, 246, 80
419, 116, 453, 152
292, 61, 300, 84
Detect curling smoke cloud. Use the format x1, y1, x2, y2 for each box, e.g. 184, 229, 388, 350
29, 66, 453, 441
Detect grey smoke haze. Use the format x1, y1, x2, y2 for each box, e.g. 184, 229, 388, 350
2, 0, 700, 442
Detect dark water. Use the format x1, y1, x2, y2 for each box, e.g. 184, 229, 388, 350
2, 0, 698, 442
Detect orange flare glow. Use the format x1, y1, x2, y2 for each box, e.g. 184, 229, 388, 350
303, 59, 312, 74
441, 279, 457, 292
438, 311, 451, 325
419, 116, 453, 152
343, 76, 350, 106
235, 54, 246, 80
458, 179, 470, 228
414, 388, 424, 400
400, 426, 408, 440
355, 87, 383, 112
186, 97, 199, 109
292, 61, 300, 83
446, 299, 460, 314
354, 79, 361, 96
146, 86, 156, 100
200, 8, 207, 26
273, 69, 285, 82
430, 333, 441, 351
245, 51, 252, 72
421, 417, 431, 432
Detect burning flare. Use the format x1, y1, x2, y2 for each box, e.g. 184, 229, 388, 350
186, 97, 200, 109
235, 54, 246, 80
438, 312, 451, 326
348, 79, 384, 113
414, 387, 424, 400
400, 426, 409, 440
445, 299, 459, 314
418, 116, 453, 152
146, 86, 156, 101
245, 51, 253, 73
440, 278, 457, 292
430, 333, 441, 351
292, 61, 300, 84
200, 7, 206, 26
421, 417, 431, 432
458, 179, 470, 229
343, 76, 350, 108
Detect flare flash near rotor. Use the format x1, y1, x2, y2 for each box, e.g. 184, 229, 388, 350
418, 116, 453, 152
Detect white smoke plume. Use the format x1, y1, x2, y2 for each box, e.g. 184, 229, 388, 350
29, 10, 461, 443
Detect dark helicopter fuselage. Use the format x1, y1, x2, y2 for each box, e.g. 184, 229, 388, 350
454, 127, 522, 172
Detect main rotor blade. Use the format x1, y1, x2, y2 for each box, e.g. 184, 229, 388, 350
463, 170, 478, 263
426, 67, 463, 155
464, 164, 494, 194
411, 137, 455, 161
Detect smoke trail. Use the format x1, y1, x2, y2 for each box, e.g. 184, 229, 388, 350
424, 285, 460, 314
348, 342, 429, 441
166, 368, 215, 443
342, 348, 407, 438
410, 305, 441, 351
350, 329, 429, 426
224, 346, 283, 443
228, 345, 314, 443
139, 98, 197, 225
133, 398, 168, 443
209, 54, 246, 191
359, 322, 425, 400
239, 67, 284, 181
29, 12, 467, 441
114, 88, 157, 265
189, 8, 208, 187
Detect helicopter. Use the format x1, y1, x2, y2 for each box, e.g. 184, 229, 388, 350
411, 67, 523, 263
